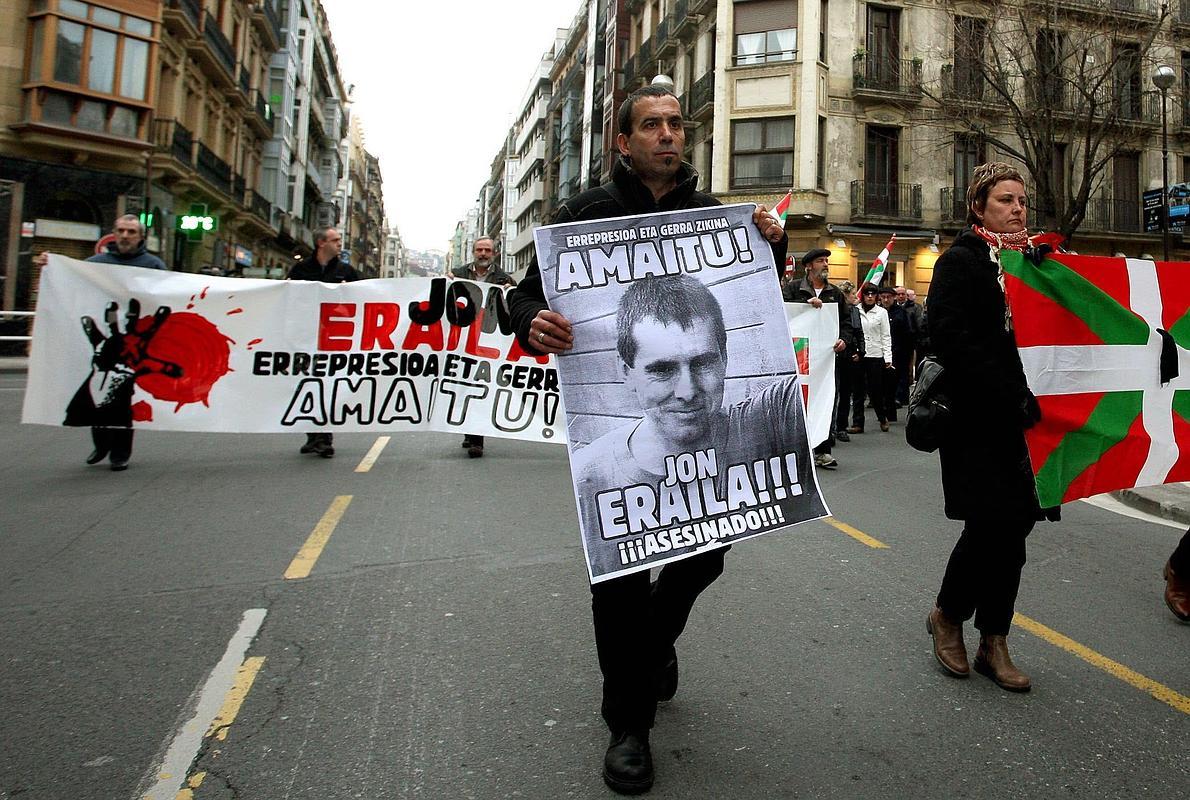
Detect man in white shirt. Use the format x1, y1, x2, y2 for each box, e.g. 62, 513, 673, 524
847, 284, 894, 433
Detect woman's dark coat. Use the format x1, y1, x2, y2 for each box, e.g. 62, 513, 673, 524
928, 228, 1042, 522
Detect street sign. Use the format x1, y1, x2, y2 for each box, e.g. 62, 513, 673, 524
1143, 188, 1163, 233
94, 233, 116, 255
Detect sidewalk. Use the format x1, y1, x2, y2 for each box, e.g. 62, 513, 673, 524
3, 351, 1190, 526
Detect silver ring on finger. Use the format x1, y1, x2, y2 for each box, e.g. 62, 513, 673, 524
538, 331, 546, 343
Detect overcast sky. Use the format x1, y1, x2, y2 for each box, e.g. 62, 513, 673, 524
322, 0, 584, 253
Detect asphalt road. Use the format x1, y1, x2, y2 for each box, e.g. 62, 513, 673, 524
1, 372, 1187, 800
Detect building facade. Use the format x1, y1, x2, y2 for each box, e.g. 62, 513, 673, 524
471, 0, 1190, 298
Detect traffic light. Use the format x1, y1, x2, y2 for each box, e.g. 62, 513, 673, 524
139, 211, 154, 228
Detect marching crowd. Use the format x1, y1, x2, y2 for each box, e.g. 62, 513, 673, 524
31, 85, 1190, 797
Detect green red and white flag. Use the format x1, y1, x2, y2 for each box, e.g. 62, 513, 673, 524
769, 191, 792, 224
860, 234, 896, 291
1001, 249, 1190, 507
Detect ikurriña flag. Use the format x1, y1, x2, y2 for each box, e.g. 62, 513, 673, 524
1001, 249, 1190, 507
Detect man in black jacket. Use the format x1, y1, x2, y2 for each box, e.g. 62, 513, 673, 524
449, 236, 515, 457
508, 84, 787, 795
784, 248, 855, 468
288, 228, 359, 458
35, 214, 168, 470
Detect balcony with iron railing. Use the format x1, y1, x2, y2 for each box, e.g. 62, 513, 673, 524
853, 55, 922, 101
244, 90, 273, 136
196, 142, 232, 196
152, 118, 194, 167
670, 0, 698, 41
1110, 89, 1161, 126
638, 36, 654, 67
940, 187, 967, 225
202, 12, 236, 78
238, 65, 251, 97
688, 0, 715, 14
162, 0, 201, 38
1048, 0, 1161, 16
941, 64, 989, 104
622, 54, 636, 86
251, 190, 271, 222
1176, 0, 1190, 27
232, 174, 246, 206
654, 18, 675, 59
1080, 196, 1143, 233
252, 1, 283, 51
850, 181, 923, 221
688, 71, 714, 120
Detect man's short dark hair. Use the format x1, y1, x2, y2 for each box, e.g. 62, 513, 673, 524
616, 274, 727, 368
115, 213, 146, 238
617, 84, 679, 137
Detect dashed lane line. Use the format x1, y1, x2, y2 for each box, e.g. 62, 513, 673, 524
824, 516, 889, 548
284, 495, 353, 580
1013, 612, 1190, 716
833, 515, 1189, 716
355, 436, 391, 473
137, 608, 267, 800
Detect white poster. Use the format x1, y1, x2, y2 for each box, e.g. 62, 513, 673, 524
534, 204, 830, 583
23, 257, 562, 442
786, 302, 840, 449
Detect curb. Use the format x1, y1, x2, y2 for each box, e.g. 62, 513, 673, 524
1112, 488, 1190, 528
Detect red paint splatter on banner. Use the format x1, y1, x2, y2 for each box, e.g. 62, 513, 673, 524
133, 312, 233, 408
246, 338, 263, 350
226, 308, 244, 315
131, 401, 153, 422
200, 286, 209, 300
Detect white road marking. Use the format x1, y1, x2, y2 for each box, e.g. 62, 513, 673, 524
135, 608, 267, 800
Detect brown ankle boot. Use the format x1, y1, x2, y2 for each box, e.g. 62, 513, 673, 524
927, 606, 969, 677
1163, 560, 1190, 622
974, 634, 1031, 692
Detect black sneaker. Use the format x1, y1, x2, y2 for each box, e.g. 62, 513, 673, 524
603, 731, 654, 795
835, 430, 850, 442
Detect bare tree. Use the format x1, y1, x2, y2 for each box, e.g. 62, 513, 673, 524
922, 0, 1171, 243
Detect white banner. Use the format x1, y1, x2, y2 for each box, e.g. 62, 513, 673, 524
23, 256, 563, 442
534, 204, 830, 583
786, 302, 840, 449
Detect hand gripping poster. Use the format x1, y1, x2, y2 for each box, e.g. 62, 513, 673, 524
534, 204, 830, 583
23, 256, 561, 441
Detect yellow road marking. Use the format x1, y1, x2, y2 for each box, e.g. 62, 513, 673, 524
1013, 613, 1190, 715
206, 656, 267, 740
285, 495, 353, 579
355, 436, 391, 473
823, 516, 888, 548
173, 771, 205, 800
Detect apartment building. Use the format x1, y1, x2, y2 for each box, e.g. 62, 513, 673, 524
382, 222, 403, 278
503, 43, 558, 274
472, 0, 1189, 299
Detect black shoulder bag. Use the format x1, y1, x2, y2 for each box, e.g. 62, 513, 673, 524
905, 356, 951, 453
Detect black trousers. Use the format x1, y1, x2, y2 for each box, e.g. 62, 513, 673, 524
851, 357, 891, 428
463, 434, 485, 447
92, 426, 132, 463
936, 516, 1034, 635
591, 547, 726, 733
836, 358, 855, 433
304, 432, 334, 448
1171, 528, 1190, 573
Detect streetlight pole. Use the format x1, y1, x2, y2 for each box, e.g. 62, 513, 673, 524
1153, 65, 1176, 262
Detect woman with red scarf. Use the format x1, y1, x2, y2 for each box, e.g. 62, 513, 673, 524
925, 162, 1057, 692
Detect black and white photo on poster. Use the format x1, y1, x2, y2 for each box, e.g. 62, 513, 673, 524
534, 203, 830, 583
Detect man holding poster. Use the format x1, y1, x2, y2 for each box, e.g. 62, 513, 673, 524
509, 85, 817, 795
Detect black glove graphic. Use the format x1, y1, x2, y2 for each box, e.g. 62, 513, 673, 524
79, 299, 182, 409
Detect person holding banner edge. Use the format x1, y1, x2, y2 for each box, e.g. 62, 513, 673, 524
33, 214, 166, 470
449, 236, 516, 458
508, 84, 787, 795
925, 162, 1059, 693
287, 227, 359, 458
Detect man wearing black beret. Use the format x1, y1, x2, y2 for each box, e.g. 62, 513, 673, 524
783, 248, 855, 468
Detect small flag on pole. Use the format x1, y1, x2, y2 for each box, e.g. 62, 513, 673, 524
860, 234, 896, 291
770, 191, 793, 223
